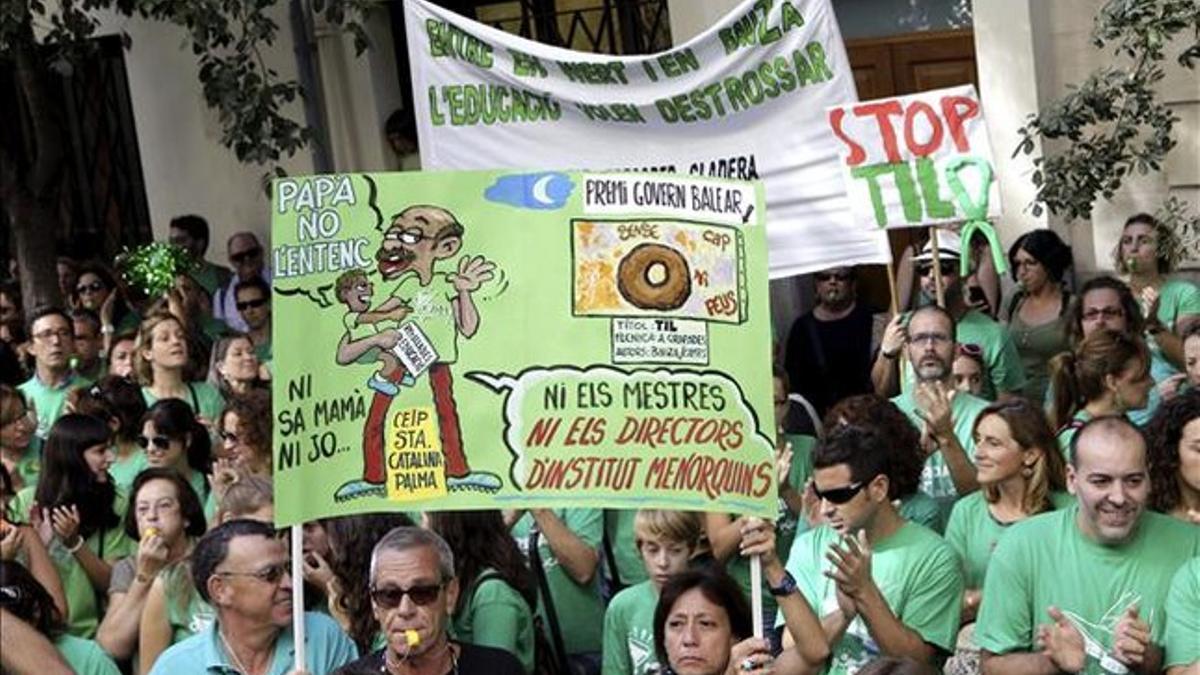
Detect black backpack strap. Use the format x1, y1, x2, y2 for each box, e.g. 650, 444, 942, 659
529, 529, 571, 675
601, 512, 624, 592
187, 382, 200, 413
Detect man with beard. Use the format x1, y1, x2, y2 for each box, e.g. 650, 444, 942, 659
976, 416, 1200, 675
874, 229, 1025, 401
890, 305, 987, 512
336, 206, 500, 500
149, 519, 358, 674
784, 267, 875, 417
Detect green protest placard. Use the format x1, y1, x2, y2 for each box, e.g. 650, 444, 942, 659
270, 170, 776, 526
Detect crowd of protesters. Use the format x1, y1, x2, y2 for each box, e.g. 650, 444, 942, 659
0, 211, 1197, 675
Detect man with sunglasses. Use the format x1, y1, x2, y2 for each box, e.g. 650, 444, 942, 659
150, 519, 357, 675
333, 526, 525, 675
873, 229, 1024, 402
236, 277, 273, 364
777, 425, 963, 675
784, 266, 876, 417
976, 416, 1200, 675
215, 232, 272, 333
19, 306, 92, 440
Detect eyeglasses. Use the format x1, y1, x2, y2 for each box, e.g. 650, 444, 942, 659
812, 481, 866, 505
137, 435, 172, 450
1082, 307, 1124, 321
910, 332, 951, 347
370, 583, 445, 609
75, 281, 106, 294
32, 328, 73, 342
385, 229, 437, 246
814, 272, 852, 282
917, 262, 959, 277
230, 248, 262, 264
0, 408, 34, 429
236, 298, 268, 311
216, 561, 290, 585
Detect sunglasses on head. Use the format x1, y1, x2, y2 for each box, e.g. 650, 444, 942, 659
75, 281, 106, 294
917, 262, 958, 276
370, 583, 445, 609
813, 480, 866, 505
230, 248, 262, 264
958, 343, 982, 358
236, 298, 267, 311
137, 435, 171, 450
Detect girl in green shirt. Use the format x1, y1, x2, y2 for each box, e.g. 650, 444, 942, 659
135, 311, 225, 425
427, 510, 537, 674
943, 399, 1067, 675
1145, 389, 1200, 523
1, 385, 41, 491
1049, 329, 1153, 456
19, 413, 134, 638
68, 376, 148, 493
0, 559, 121, 674
140, 399, 211, 509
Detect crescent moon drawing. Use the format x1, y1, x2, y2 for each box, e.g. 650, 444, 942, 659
531, 174, 555, 205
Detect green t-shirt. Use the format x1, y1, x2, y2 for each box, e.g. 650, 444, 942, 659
12, 486, 135, 638
390, 271, 462, 363
141, 382, 225, 426
512, 509, 604, 656
162, 560, 216, 643
780, 521, 963, 674
108, 446, 148, 493
342, 311, 382, 365
10, 436, 42, 489
452, 569, 535, 674
54, 634, 122, 675
19, 372, 93, 440
602, 580, 660, 675
604, 510, 649, 589
944, 491, 1073, 591
975, 506, 1200, 672
1164, 556, 1199, 669
898, 491, 944, 533
891, 389, 990, 502
1154, 278, 1200, 334
189, 260, 233, 297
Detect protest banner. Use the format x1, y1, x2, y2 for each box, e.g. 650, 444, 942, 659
270, 169, 777, 527
404, 0, 891, 279
826, 84, 1001, 232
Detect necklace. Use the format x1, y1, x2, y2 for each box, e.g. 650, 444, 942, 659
219, 627, 272, 675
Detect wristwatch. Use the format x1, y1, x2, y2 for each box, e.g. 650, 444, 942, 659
768, 570, 799, 597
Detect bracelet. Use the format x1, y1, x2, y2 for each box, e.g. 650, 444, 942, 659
881, 348, 900, 359
100, 324, 115, 335
63, 535, 84, 554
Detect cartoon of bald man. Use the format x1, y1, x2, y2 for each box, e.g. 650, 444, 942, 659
336, 205, 500, 500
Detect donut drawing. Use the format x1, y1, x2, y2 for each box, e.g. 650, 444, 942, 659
616, 243, 692, 311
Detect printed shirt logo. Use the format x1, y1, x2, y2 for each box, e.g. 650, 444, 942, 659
1061, 592, 1146, 675
628, 627, 658, 675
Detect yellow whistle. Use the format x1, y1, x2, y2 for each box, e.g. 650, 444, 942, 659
143, 527, 160, 541
405, 629, 420, 648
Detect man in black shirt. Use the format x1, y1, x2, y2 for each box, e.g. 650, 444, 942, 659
784, 266, 875, 417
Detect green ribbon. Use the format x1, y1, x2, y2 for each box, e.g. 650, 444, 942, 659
944, 156, 1007, 278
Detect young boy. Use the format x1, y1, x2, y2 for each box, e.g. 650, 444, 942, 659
601, 510, 702, 675
334, 268, 409, 395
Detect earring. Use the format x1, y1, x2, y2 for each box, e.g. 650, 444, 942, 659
1022, 463, 1035, 478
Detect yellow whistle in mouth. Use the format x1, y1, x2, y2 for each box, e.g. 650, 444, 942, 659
405, 630, 420, 648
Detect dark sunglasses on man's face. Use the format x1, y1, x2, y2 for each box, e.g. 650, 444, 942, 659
237, 298, 268, 311
137, 435, 171, 450
370, 583, 444, 609
813, 481, 865, 505
917, 262, 958, 277
230, 248, 262, 264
